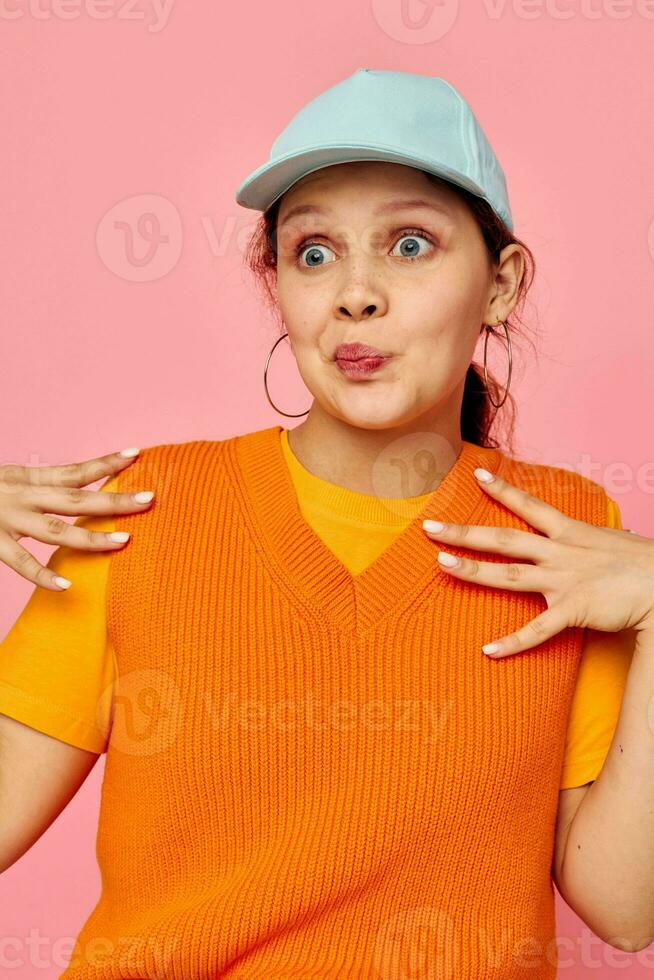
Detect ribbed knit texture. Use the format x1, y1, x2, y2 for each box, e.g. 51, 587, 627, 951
59, 425, 609, 979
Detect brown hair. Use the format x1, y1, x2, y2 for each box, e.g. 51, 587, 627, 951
243, 170, 536, 456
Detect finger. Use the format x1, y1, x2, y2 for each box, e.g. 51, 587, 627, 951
436, 550, 546, 592
473, 468, 571, 539
602, 525, 638, 537
0, 449, 141, 491
481, 605, 571, 658
14, 486, 155, 516
10, 512, 132, 551
0, 532, 71, 591
423, 521, 548, 562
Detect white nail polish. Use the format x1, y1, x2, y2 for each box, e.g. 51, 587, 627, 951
108, 532, 130, 542
134, 491, 154, 503
438, 552, 460, 567
119, 447, 140, 458
54, 576, 71, 590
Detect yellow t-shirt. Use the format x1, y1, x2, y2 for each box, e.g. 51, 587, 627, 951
0, 431, 634, 791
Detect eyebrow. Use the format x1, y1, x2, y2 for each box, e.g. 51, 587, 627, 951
278, 197, 454, 227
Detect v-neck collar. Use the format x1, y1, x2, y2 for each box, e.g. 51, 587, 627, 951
233, 425, 506, 635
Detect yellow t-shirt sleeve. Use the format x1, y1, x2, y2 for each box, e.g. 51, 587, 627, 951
0, 474, 120, 754
559, 495, 635, 789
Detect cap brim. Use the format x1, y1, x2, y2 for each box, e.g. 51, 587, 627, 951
235, 142, 500, 221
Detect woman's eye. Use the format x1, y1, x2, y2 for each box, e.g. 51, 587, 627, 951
296, 243, 336, 268
390, 232, 434, 260
295, 230, 435, 268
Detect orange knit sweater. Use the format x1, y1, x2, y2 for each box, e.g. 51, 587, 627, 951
57, 425, 610, 979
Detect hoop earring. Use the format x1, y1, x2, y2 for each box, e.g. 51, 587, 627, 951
263, 332, 310, 418
483, 320, 513, 409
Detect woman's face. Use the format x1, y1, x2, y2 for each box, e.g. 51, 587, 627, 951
275, 161, 520, 431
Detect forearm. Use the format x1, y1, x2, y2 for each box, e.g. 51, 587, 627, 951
558, 627, 654, 950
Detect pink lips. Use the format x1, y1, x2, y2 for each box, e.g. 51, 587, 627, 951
333, 342, 389, 360
333, 342, 391, 379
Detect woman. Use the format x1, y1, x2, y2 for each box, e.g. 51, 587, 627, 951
0, 68, 652, 979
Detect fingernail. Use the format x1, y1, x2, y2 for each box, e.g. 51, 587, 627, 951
438, 551, 460, 567
474, 468, 494, 483
119, 447, 140, 458
54, 576, 72, 590
108, 532, 130, 542
134, 491, 154, 503
423, 520, 447, 533
483, 642, 501, 655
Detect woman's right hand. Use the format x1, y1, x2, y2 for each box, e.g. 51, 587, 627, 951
0, 448, 154, 591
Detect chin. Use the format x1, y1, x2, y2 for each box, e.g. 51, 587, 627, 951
327, 399, 415, 432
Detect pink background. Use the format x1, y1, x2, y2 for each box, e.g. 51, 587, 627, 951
1, 0, 653, 975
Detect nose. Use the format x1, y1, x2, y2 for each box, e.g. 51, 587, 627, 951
338, 302, 377, 319
333, 266, 388, 322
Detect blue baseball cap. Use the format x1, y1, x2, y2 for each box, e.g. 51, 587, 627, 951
234, 68, 514, 232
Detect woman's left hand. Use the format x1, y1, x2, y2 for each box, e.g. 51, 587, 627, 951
421, 467, 654, 658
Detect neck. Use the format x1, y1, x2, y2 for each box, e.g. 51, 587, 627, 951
285, 399, 464, 499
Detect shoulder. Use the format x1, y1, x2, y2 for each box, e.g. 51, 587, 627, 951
104, 427, 274, 496
495, 448, 610, 528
